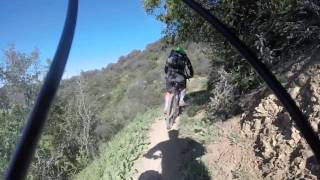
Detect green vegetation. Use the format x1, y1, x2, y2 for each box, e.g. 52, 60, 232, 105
73, 109, 161, 180
73, 77, 213, 180
0, 45, 42, 177
143, 1, 320, 178
1, 0, 320, 179
180, 114, 220, 144
180, 77, 220, 144
0, 41, 210, 179
144, 0, 320, 121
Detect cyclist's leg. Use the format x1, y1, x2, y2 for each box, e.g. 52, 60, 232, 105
164, 77, 174, 113
164, 92, 173, 113
179, 79, 187, 106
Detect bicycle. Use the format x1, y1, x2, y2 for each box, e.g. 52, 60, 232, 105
165, 81, 182, 130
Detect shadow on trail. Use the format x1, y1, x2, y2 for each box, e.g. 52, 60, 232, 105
138, 170, 161, 180
139, 130, 210, 180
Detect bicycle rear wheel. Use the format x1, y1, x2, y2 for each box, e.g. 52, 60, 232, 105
171, 93, 180, 124
166, 92, 176, 130
174, 93, 181, 117
166, 91, 180, 130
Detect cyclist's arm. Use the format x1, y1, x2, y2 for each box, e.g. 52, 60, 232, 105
165, 63, 168, 74
144, 143, 161, 158
185, 56, 194, 78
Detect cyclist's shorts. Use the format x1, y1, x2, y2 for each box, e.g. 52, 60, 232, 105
165, 72, 186, 93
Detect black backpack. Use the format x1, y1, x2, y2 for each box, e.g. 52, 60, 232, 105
166, 50, 186, 71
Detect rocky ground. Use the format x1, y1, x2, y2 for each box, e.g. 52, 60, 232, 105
241, 59, 320, 179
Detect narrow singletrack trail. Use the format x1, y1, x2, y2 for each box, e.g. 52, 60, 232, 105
131, 112, 261, 180
132, 117, 182, 180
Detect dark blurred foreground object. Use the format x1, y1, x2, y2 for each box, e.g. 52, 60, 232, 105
181, 0, 320, 162
138, 170, 162, 180
4, 0, 78, 179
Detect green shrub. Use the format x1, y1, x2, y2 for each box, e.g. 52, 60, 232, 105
207, 68, 239, 121
73, 109, 161, 180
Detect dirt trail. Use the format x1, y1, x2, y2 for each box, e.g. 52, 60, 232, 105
132, 117, 181, 180
131, 76, 262, 180
132, 113, 262, 180
131, 65, 320, 179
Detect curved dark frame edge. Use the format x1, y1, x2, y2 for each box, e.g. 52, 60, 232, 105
182, 0, 320, 162
4, 0, 78, 179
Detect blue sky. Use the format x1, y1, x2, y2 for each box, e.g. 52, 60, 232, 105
0, 0, 164, 78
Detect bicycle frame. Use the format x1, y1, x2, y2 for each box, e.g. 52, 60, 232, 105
166, 82, 182, 129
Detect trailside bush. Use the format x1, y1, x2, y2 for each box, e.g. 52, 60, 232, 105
73, 109, 161, 180
144, 0, 320, 121
207, 67, 238, 121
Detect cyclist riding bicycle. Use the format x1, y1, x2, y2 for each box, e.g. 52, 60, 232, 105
164, 47, 194, 114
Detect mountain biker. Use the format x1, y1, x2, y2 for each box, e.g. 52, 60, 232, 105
164, 47, 194, 113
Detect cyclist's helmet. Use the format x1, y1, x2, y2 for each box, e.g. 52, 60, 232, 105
175, 47, 186, 55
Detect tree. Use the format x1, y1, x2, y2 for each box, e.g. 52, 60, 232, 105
144, 0, 320, 77
0, 45, 42, 176
74, 74, 98, 157
0, 45, 42, 107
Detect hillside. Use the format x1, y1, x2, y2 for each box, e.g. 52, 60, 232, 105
2, 0, 320, 179
75, 0, 320, 179
73, 55, 320, 180
0, 41, 210, 179
58, 40, 210, 144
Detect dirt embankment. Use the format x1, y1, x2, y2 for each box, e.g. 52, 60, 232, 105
202, 115, 262, 179
241, 62, 320, 179
132, 68, 320, 179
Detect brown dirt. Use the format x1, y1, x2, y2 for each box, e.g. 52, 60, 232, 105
131, 113, 207, 180
202, 116, 262, 180
203, 59, 320, 179
131, 62, 320, 180
132, 112, 262, 180
131, 117, 183, 180
241, 63, 320, 179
